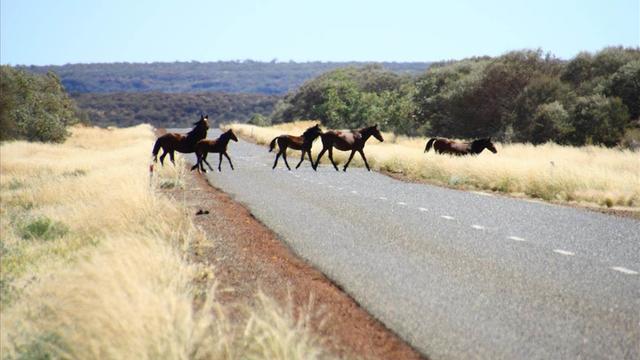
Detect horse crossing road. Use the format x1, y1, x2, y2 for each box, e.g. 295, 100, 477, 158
188, 130, 639, 360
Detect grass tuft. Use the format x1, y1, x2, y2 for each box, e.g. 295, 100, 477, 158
19, 216, 69, 241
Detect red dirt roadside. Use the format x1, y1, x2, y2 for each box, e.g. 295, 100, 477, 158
162, 167, 425, 359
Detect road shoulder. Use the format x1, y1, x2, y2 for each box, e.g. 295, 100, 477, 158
161, 166, 425, 360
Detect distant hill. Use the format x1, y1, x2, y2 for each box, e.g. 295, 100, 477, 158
21, 61, 431, 95
73, 92, 277, 128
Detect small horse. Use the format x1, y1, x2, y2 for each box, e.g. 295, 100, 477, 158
269, 124, 323, 170
424, 137, 497, 156
314, 124, 384, 171
152, 114, 210, 165
190, 129, 238, 173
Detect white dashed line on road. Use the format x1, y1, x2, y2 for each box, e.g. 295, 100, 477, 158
418, 207, 428, 212
553, 249, 575, 256
611, 267, 638, 275
397, 202, 407, 206
471, 224, 485, 230
351, 190, 358, 195
472, 191, 494, 197
379, 196, 388, 201
508, 236, 526, 242
441, 215, 455, 220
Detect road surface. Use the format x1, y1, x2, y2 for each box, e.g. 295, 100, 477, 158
188, 130, 639, 359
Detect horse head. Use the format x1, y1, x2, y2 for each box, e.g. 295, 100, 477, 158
370, 124, 384, 142
193, 114, 210, 130
473, 138, 497, 154
303, 123, 323, 140
226, 129, 238, 142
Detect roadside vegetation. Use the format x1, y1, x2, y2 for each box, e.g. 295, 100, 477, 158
228, 121, 640, 210
270, 47, 640, 148
0, 125, 332, 359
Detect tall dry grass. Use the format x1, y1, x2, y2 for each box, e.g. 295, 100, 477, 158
228, 121, 640, 209
0, 125, 333, 359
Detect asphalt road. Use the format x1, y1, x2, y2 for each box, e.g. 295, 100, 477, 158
188, 130, 639, 359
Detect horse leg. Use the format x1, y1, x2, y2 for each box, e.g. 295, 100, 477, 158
306, 150, 313, 168
169, 151, 176, 165
273, 151, 281, 169
218, 153, 223, 172
202, 153, 214, 172
328, 148, 339, 171
159, 150, 168, 166
282, 151, 291, 171
224, 152, 234, 170
314, 148, 328, 171
191, 152, 200, 172
343, 150, 356, 171
358, 149, 371, 171
295, 150, 305, 169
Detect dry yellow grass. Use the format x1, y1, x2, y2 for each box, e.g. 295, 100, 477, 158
0, 125, 333, 359
228, 121, 640, 209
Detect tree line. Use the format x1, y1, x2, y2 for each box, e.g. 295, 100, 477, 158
270, 47, 639, 147
73, 92, 278, 128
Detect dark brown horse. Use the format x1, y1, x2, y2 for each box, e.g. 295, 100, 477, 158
152, 115, 210, 165
269, 124, 323, 170
190, 129, 238, 173
314, 124, 384, 171
424, 137, 497, 156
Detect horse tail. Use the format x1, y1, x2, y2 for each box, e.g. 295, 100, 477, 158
152, 137, 162, 162
269, 137, 279, 152
425, 138, 436, 153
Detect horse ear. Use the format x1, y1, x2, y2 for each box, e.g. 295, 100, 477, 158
374, 123, 378, 128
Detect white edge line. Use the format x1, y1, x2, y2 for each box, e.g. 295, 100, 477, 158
440, 215, 454, 220
418, 207, 428, 212
508, 236, 526, 242
397, 202, 407, 206
611, 266, 638, 275
471, 224, 485, 230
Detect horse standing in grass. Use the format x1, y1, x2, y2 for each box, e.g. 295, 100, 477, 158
314, 124, 384, 172
424, 137, 497, 156
152, 115, 210, 165
269, 124, 323, 170
191, 129, 238, 173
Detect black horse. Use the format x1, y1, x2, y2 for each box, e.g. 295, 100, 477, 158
152, 115, 209, 165
190, 129, 239, 172
269, 124, 323, 170
424, 137, 497, 156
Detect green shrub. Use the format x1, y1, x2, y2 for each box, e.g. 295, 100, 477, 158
20, 217, 69, 241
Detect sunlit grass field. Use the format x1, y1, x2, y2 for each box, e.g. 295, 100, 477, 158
0, 125, 331, 359
227, 121, 640, 210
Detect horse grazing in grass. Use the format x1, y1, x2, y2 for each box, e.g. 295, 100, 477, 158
269, 124, 323, 170
152, 115, 210, 165
424, 137, 497, 156
314, 124, 384, 171
190, 129, 238, 173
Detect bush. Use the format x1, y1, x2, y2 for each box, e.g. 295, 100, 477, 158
0, 66, 80, 143
569, 95, 630, 146
20, 216, 69, 241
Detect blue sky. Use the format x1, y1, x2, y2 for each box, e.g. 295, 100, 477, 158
1, 0, 638, 65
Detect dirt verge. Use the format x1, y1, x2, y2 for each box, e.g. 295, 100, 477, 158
160, 167, 425, 359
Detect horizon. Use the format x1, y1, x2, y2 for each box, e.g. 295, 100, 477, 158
2, 0, 638, 66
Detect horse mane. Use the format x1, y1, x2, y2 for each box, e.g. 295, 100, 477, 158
301, 125, 321, 141
185, 121, 208, 144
